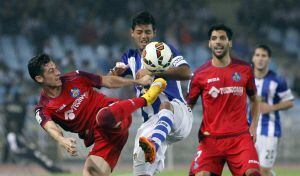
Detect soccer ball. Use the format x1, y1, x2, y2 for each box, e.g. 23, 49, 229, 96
142, 42, 173, 72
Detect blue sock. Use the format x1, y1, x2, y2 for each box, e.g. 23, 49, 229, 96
150, 109, 174, 151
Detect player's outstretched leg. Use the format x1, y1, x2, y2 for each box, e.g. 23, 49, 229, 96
139, 105, 174, 163
96, 78, 167, 130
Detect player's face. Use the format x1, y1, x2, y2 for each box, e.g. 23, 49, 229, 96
252, 48, 270, 71
208, 30, 232, 59
36, 61, 62, 87
131, 24, 156, 50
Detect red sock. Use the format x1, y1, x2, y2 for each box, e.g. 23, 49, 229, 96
96, 97, 146, 129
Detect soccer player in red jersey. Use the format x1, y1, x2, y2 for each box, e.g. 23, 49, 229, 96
187, 24, 261, 176
27, 54, 167, 176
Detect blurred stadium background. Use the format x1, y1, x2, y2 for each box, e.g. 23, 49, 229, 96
0, 0, 299, 175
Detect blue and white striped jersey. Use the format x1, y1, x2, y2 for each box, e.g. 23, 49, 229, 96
120, 45, 188, 122
249, 70, 294, 137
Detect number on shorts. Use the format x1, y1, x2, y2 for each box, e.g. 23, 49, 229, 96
266, 149, 275, 160
194, 150, 202, 162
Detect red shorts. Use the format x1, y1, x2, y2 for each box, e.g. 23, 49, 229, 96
89, 97, 132, 170
189, 133, 259, 176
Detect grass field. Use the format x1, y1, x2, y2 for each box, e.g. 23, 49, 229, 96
43, 167, 300, 176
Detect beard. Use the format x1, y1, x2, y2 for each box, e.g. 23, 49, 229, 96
212, 47, 228, 60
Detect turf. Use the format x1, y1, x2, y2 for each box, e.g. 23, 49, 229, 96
43, 167, 300, 176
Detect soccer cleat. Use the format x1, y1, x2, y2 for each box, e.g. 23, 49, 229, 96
139, 137, 156, 163
141, 78, 167, 105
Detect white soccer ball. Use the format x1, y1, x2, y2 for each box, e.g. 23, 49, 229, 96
142, 42, 173, 72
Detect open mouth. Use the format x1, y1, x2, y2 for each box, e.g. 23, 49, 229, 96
214, 46, 224, 54
140, 40, 149, 46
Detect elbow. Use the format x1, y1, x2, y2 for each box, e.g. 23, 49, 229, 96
182, 69, 193, 80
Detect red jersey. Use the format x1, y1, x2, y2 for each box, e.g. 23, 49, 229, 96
34, 71, 113, 144
187, 58, 256, 137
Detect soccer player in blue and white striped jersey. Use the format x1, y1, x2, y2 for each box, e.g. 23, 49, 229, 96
250, 44, 294, 176
109, 11, 193, 176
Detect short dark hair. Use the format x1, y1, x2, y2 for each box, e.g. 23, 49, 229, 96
254, 44, 272, 57
208, 23, 233, 40
131, 11, 156, 30
27, 54, 52, 82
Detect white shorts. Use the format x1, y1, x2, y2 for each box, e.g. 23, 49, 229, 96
255, 135, 279, 168
133, 99, 193, 175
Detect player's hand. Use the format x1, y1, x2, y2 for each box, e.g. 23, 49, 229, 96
109, 62, 128, 76
136, 69, 152, 79
249, 124, 257, 143
60, 137, 78, 156
260, 102, 273, 114
136, 75, 154, 86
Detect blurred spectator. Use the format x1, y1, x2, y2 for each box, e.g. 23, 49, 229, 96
1, 92, 68, 173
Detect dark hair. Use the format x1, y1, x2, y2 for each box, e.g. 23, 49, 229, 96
254, 44, 272, 57
208, 23, 233, 40
27, 54, 52, 82
131, 11, 156, 30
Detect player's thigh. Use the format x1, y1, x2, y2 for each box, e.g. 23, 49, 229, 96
256, 135, 278, 168
83, 155, 111, 176
189, 138, 224, 176
227, 133, 260, 176
91, 128, 129, 170
169, 99, 193, 139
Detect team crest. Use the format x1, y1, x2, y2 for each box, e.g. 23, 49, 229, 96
232, 72, 241, 82
70, 87, 81, 98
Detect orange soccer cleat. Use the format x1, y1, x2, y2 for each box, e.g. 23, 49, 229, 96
139, 137, 157, 164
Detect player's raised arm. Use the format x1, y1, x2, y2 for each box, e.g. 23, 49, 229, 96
151, 64, 192, 80
136, 59, 192, 80
44, 121, 78, 156
101, 75, 153, 88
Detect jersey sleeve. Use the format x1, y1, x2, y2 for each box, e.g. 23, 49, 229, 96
120, 52, 132, 77
276, 77, 294, 101
169, 44, 189, 68
35, 107, 52, 129
186, 73, 202, 106
76, 70, 102, 89
246, 67, 257, 96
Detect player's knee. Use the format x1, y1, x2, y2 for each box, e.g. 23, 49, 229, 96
159, 102, 173, 112
83, 157, 110, 176
96, 108, 118, 129
245, 169, 261, 176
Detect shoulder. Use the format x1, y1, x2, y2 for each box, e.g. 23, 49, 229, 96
167, 44, 181, 56
231, 58, 252, 68
268, 70, 287, 84
35, 93, 50, 111
60, 71, 81, 82
122, 49, 139, 58
194, 60, 212, 75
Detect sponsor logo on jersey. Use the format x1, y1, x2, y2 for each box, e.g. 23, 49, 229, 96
70, 87, 81, 98
207, 77, 220, 83
232, 72, 241, 82
208, 86, 220, 98
65, 92, 88, 120
208, 86, 244, 98
248, 160, 259, 164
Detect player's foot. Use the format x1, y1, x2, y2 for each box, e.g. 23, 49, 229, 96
141, 78, 167, 105
139, 137, 156, 163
